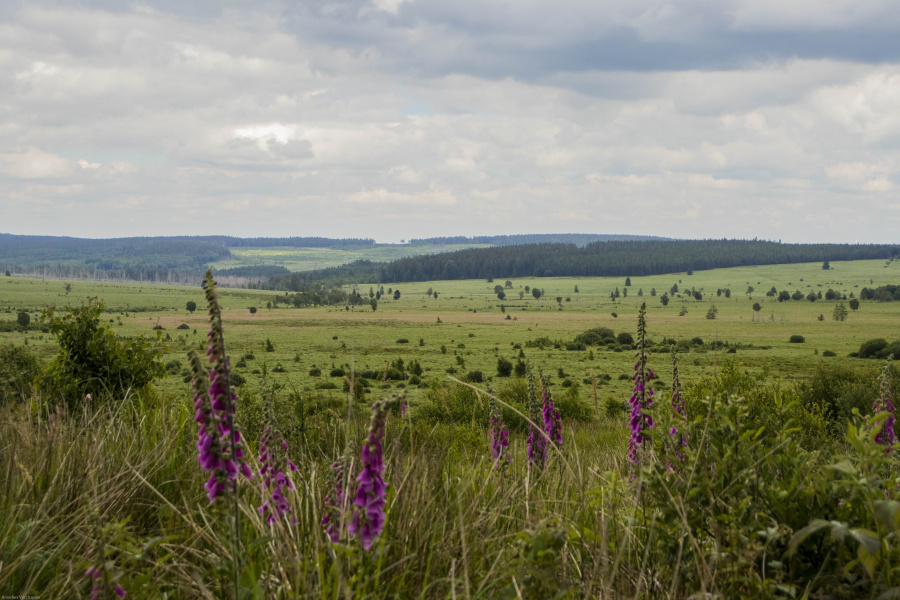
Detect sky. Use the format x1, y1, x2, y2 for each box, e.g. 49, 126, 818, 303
1, 0, 899, 244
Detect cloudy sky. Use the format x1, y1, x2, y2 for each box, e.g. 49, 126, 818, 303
2, 0, 899, 243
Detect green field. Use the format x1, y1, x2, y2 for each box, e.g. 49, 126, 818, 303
4, 259, 900, 598
206, 243, 489, 272
3, 258, 898, 406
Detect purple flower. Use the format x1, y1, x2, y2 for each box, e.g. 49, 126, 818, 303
257, 399, 299, 525
188, 270, 252, 504
628, 303, 654, 468
874, 355, 896, 448
667, 350, 689, 470
526, 371, 549, 471
541, 374, 562, 447
488, 389, 511, 471
322, 454, 350, 543
349, 399, 391, 550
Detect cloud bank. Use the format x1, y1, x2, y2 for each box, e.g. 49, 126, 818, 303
1, 1, 898, 242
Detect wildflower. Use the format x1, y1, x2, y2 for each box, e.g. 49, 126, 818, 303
322, 453, 350, 543
189, 270, 252, 504
667, 350, 688, 470
874, 355, 896, 448
258, 395, 298, 525
628, 303, 654, 467
541, 373, 562, 446
488, 386, 510, 470
526, 371, 549, 471
349, 399, 391, 550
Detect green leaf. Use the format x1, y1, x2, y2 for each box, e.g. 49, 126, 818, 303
850, 528, 882, 555
829, 460, 857, 477
787, 520, 831, 556
874, 501, 900, 533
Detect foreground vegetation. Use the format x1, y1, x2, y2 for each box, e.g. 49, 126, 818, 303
2, 261, 900, 597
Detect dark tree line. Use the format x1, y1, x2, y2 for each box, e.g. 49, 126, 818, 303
406, 233, 669, 247
266, 240, 900, 288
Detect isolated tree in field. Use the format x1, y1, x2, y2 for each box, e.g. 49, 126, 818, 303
752, 302, 761, 313
524, 286, 530, 292
65, 283, 72, 295
370, 298, 377, 312
650, 288, 656, 296
555, 296, 563, 304
660, 294, 669, 306
532, 288, 541, 299
186, 301, 197, 314
670, 284, 679, 295
574, 285, 579, 293
623, 288, 628, 298
614, 287, 620, 298
806, 292, 817, 302
706, 305, 718, 319
249, 306, 257, 314
497, 291, 506, 301
825, 289, 837, 301
433, 291, 438, 299
746, 286, 754, 298
494, 285, 504, 295
17, 311, 30, 328
505, 280, 513, 289
792, 290, 804, 301
822, 260, 831, 270
724, 288, 731, 298
693, 291, 702, 301
519, 291, 524, 300
637, 288, 643, 296
849, 298, 860, 310
393, 290, 401, 300
833, 302, 848, 321
625, 277, 631, 286
778, 291, 791, 302
265, 338, 275, 352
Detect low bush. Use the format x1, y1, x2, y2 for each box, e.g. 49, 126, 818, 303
789, 334, 806, 343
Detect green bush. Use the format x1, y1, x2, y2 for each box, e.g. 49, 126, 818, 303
789, 335, 806, 343
0, 343, 41, 403
40, 300, 164, 407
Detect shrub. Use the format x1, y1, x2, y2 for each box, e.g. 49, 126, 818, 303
41, 300, 164, 407
308, 367, 322, 376
176, 323, 190, 330
0, 343, 40, 403
330, 367, 345, 377
616, 332, 634, 345
822, 350, 836, 357
467, 371, 483, 383
396, 338, 410, 344
565, 342, 586, 351
496, 357, 512, 377
858, 338, 889, 359
789, 335, 806, 343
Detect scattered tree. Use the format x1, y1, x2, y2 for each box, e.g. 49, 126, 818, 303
660, 294, 669, 306
822, 260, 831, 270
370, 298, 377, 312
393, 290, 401, 300
706, 305, 718, 319
625, 277, 631, 286
17, 311, 30, 328
833, 302, 848, 321
186, 301, 197, 314
249, 306, 257, 314
849, 298, 860, 310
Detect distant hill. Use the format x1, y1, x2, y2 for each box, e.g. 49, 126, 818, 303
408, 234, 669, 246
265, 239, 900, 289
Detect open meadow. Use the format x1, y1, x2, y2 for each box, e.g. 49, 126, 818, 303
2, 259, 900, 598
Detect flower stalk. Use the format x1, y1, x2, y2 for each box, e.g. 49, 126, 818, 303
628, 302, 654, 467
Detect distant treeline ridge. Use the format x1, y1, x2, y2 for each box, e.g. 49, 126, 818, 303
265, 240, 900, 290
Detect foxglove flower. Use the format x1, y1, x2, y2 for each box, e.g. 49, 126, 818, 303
488, 386, 510, 470
874, 355, 896, 448
667, 350, 688, 470
189, 270, 252, 504
322, 453, 350, 543
628, 303, 654, 467
349, 399, 391, 550
258, 397, 298, 525
541, 373, 562, 447
526, 371, 548, 471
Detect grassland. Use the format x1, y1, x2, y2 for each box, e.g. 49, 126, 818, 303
3, 259, 900, 598
3, 258, 898, 408
206, 243, 489, 272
